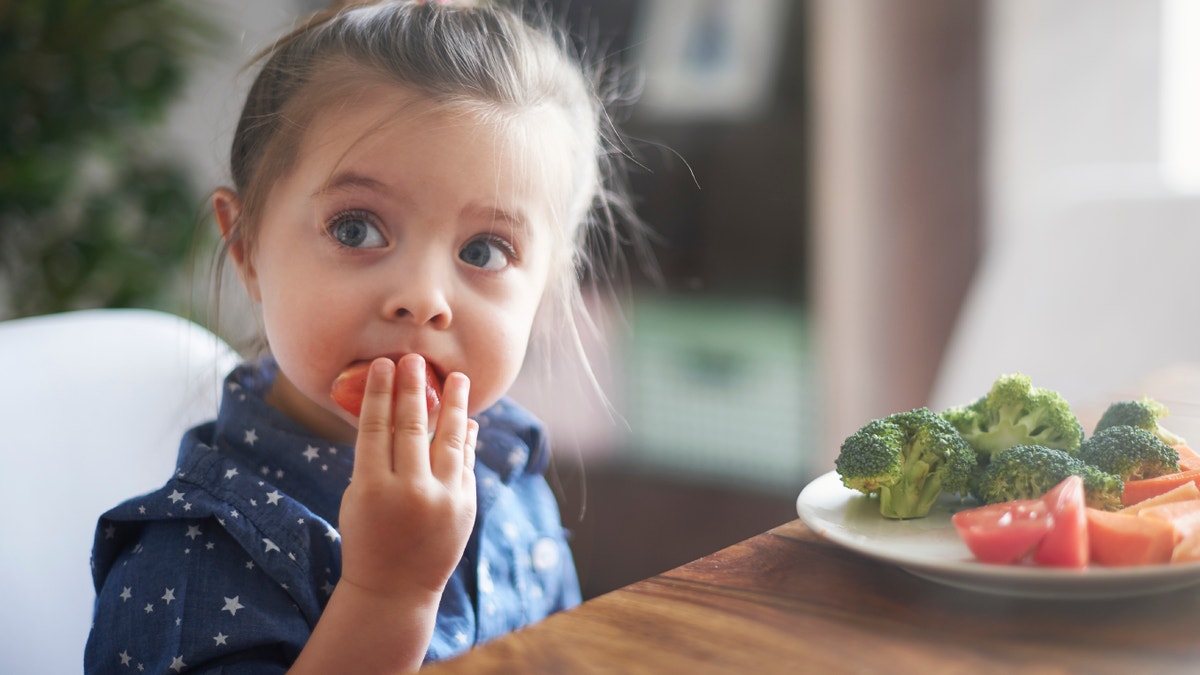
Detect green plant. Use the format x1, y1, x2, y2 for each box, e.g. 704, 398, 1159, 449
0, 0, 220, 319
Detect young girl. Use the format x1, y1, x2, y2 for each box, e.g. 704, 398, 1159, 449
86, 1, 637, 672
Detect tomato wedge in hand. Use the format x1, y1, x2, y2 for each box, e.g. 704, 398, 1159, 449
952, 499, 1054, 564
330, 358, 442, 417
1034, 475, 1089, 568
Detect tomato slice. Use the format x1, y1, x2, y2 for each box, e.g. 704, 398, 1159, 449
330, 358, 441, 417
952, 499, 1054, 564
1034, 475, 1089, 568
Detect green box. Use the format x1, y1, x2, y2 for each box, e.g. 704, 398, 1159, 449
624, 296, 816, 494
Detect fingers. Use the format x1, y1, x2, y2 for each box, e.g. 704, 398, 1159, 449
464, 420, 478, 471
430, 372, 473, 483
352, 354, 475, 489
352, 358, 397, 480
390, 354, 432, 477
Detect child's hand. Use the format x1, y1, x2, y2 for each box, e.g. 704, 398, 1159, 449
337, 355, 478, 599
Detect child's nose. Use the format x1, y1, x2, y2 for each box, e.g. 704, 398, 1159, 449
383, 263, 453, 329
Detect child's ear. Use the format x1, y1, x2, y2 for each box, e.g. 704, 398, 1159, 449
212, 188, 261, 302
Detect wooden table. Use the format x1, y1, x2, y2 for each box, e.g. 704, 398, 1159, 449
426, 518, 1200, 674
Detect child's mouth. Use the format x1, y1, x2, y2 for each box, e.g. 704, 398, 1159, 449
330, 356, 442, 417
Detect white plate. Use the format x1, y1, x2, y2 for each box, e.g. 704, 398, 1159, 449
796, 471, 1200, 599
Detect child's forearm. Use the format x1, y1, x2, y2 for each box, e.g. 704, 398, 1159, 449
288, 579, 442, 674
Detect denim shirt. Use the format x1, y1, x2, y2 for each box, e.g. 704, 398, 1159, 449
85, 361, 580, 674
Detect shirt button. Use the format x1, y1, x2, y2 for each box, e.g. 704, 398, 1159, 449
531, 537, 559, 572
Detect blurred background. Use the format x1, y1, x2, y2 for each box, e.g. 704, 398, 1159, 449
3, 0, 1200, 602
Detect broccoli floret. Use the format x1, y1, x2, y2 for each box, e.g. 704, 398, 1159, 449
975, 444, 1123, 511
1077, 425, 1180, 482
835, 407, 976, 519
941, 373, 1083, 457
1094, 397, 1186, 447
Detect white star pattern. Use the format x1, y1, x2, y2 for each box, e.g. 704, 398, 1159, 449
508, 446, 527, 467
222, 596, 244, 616
479, 558, 494, 594
90, 370, 572, 669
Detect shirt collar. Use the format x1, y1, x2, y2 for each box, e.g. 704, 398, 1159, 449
211, 358, 355, 524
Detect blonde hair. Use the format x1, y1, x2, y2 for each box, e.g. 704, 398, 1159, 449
219, 0, 643, 393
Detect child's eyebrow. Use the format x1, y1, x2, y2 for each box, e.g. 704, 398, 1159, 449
463, 204, 528, 232
316, 170, 531, 232
314, 170, 390, 197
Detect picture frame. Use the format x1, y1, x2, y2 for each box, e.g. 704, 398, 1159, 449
632, 0, 791, 122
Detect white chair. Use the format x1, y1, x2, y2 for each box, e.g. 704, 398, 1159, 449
930, 192, 1200, 433
0, 309, 240, 675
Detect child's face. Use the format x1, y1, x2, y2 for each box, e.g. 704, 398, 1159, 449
227, 88, 557, 444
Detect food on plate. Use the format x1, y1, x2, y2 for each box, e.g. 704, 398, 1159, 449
1092, 486, 1200, 565
1076, 425, 1180, 482
955, 469, 1200, 568
940, 373, 1084, 458
832, 369, 1200, 569
330, 358, 441, 417
973, 444, 1123, 511
1172, 444, 1200, 472
951, 498, 1054, 564
952, 476, 1089, 568
834, 407, 976, 520
1033, 475, 1089, 568
1093, 396, 1186, 447
1119, 481, 1200, 515
1120, 469, 1200, 507
1085, 508, 1175, 567
1171, 531, 1200, 563
1137, 500, 1200, 542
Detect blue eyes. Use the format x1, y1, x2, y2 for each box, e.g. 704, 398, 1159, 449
329, 212, 386, 249
459, 238, 512, 271
327, 211, 514, 271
